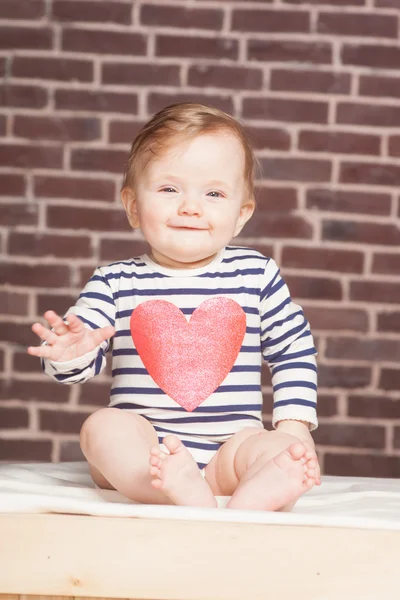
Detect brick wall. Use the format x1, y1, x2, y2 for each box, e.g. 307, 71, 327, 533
1, 0, 400, 478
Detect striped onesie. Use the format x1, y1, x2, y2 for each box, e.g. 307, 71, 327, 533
43, 246, 318, 469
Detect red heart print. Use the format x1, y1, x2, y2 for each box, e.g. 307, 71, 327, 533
130, 298, 246, 412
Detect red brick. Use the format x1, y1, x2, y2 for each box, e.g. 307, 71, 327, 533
188, 65, 263, 91
0, 439, 52, 462
238, 243, 275, 261
243, 97, 328, 124
313, 423, 385, 449
299, 130, 380, 156
243, 214, 312, 239
102, 63, 180, 87
284, 274, 342, 300
388, 136, 400, 157
8, 232, 92, 259
342, 43, 400, 70
12, 56, 93, 82
0, 27, 52, 50
108, 120, 147, 144
318, 365, 371, 388
248, 39, 332, 64
0, 291, 29, 316
55, 89, 138, 114
99, 239, 148, 262
232, 9, 309, 33
260, 157, 331, 183
337, 102, 400, 128
254, 187, 297, 211
380, 369, 400, 391
34, 176, 115, 202
0, 84, 47, 108
0, 407, 29, 429
314, 393, 337, 417
348, 395, 400, 419
39, 409, 91, 433
59, 441, 85, 461
12, 351, 44, 373
0, 174, 26, 197
0, 115, 5, 135
47, 206, 130, 233
53, 0, 132, 23
78, 382, 112, 406
0, 379, 70, 403
148, 93, 234, 117
78, 266, 103, 288
70, 149, 127, 174
351, 281, 400, 304
0, 263, 71, 288
372, 253, 400, 275
317, 12, 397, 38
324, 454, 400, 478
283, 0, 365, 4
340, 161, 400, 187
0, 322, 42, 347
156, 35, 238, 60
0, 203, 37, 225
282, 246, 363, 273
13, 116, 101, 142
141, 5, 223, 30
270, 69, 350, 95
0, 0, 45, 18
62, 29, 146, 55
327, 337, 400, 362
0, 145, 63, 169
394, 428, 400, 450
359, 75, 400, 100
0, 58, 5, 77
323, 220, 400, 246
376, 0, 400, 6
303, 305, 368, 333
306, 188, 391, 216
377, 311, 400, 333
37, 293, 77, 317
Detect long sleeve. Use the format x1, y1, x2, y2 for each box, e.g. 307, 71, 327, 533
260, 259, 318, 430
41, 267, 116, 384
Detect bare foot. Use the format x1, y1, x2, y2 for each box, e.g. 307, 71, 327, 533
149, 435, 217, 508
226, 442, 318, 511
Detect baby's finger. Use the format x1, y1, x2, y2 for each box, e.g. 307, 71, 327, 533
91, 325, 115, 346
64, 313, 85, 333
27, 343, 57, 359
31, 322, 58, 346
44, 310, 69, 335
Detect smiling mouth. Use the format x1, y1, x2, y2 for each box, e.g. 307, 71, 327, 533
169, 225, 208, 230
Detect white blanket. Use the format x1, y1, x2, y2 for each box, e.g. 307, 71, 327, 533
0, 461, 399, 531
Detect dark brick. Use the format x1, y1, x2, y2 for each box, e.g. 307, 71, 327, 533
55, 89, 138, 114
318, 365, 371, 388
60, 441, 85, 461
0, 439, 52, 462
53, 0, 132, 23
102, 63, 180, 86
148, 93, 234, 117
282, 246, 363, 273
156, 35, 238, 60
359, 74, 400, 100
342, 43, 400, 70
313, 423, 385, 449
299, 130, 380, 155
303, 305, 368, 333
188, 65, 263, 91
0, 115, 5, 135
0, 27, 52, 50
0, 322, 43, 347
388, 136, 400, 158
284, 275, 342, 300
108, 120, 147, 144
232, 9, 309, 33
243, 97, 328, 124
0, 0, 45, 19
348, 395, 400, 420
283, 0, 365, 4
351, 281, 400, 304
0, 291, 29, 316
34, 176, 115, 202
0, 263, 71, 287
0, 145, 63, 169
0, 84, 47, 108
8, 232, 92, 259
323, 220, 400, 246
326, 337, 400, 362
0, 379, 70, 403
337, 102, 400, 128
380, 369, 400, 391
13, 351, 44, 373
324, 454, 400, 478
377, 311, 400, 333
12, 56, 93, 82
340, 161, 400, 187
14, 116, 101, 142
271, 69, 350, 95
70, 149, 128, 174
372, 253, 400, 275
260, 157, 331, 183
242, 214, 312, 238
39, 409, 90, 433
0, 407, 29, 429
376, 0, 400, 6
318, 12, 397, 38
248, 39, 332, 64
99, 239, 147, 262
47, 206, 130, 233
141, 5, 223, 30
62, 29, 146, 55
254, 187, 297, 211
306, 188, 391, 216
37, 293, 77, 317
0, 58, 5, 77
0, 204, 37, 226
78, 382, 112, 406
0, 174, 26, 197
314, 393, 337, 417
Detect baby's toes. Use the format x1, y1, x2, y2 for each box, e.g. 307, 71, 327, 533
149, 465, 161, 477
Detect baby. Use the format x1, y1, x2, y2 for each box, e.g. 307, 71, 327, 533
28, 103, 320, 511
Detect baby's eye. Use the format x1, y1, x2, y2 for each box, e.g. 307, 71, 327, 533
207, 191, 223, 198
160, 187, 177, 193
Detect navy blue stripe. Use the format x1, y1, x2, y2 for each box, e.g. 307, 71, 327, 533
149, 414, 260, 424
110, 384, 262, 396
262, 321, 307, 349
273, 381, 317, 392
76, 316, 100, 330
94, 351, 103, 375
261, 297, 291, 322
112, 365, 261, 377
111, 402, 262, 413
274, 398, 317, 409
261, 310, 303, 337
271, 362, 317, 374
106, 271, 166, 281
113, 348, 139, 356
79, 291, 115, 306
115, 305, 259, 319
114, 286, 259, 299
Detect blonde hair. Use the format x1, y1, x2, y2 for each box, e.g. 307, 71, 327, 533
122, 103, 256, 200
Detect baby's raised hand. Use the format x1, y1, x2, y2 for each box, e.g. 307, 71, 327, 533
27, 310, 115, 363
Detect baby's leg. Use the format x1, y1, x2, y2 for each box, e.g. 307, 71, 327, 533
80, 407, 171, 504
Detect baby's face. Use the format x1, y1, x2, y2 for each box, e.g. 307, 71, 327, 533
128, 132, 254, 269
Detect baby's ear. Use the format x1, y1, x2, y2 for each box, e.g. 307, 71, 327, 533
233, 198, 255, 237
121, 187, 140, 229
